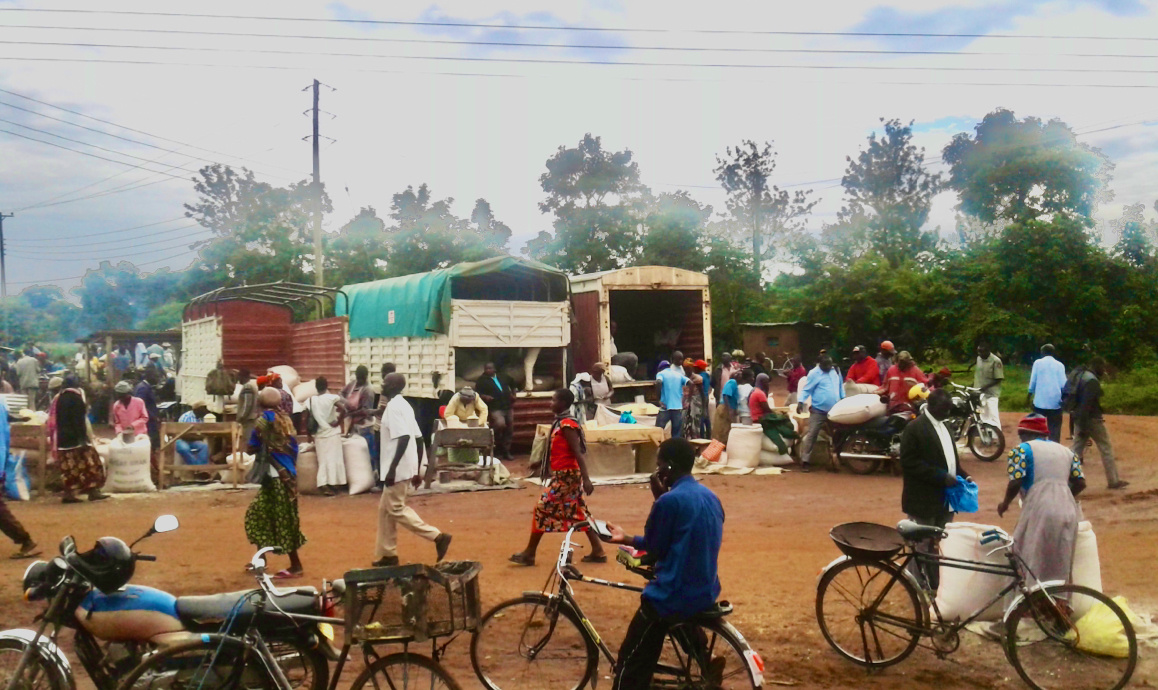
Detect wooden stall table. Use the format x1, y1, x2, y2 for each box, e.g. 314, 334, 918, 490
424, 425, 495, 489
159, 421, 243, 490
533, 423, 664, 477
9, 423, 47, 497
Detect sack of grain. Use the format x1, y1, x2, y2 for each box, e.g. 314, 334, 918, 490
1071, 521, 1103, 617
268, 365, 301, 393
827, 394, 887, 426
296, 447, 319, 495
606, 365, 633, 384
725, 425, 763, 469
293, 381, 317, 403
758, 449, 794, 467
343, 435, 375, 495
105, 435, 156, 493
935, 522, 1012, 621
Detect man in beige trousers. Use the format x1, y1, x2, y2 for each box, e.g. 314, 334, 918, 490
373, 373, 452, 567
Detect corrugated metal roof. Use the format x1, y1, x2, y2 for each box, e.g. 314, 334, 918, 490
570, 265, 709, 291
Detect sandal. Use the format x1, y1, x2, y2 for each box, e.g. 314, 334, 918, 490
272, 569, 303, 580
508, 553, 535, 567
581, 554, 608, 564
11, 542, 40, 559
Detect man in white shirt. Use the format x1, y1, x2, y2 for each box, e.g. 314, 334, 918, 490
374, 373, 451, 567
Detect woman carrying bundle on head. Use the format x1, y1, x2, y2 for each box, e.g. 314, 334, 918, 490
246, 387, 306, 579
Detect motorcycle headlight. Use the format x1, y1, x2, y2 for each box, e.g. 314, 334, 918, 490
21, 560, 49, 601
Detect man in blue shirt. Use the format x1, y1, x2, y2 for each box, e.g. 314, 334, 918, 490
655, 355, 689, 438
607, 438, 724, 690
1027, 343, 1066, 442
796, 354, 845, 472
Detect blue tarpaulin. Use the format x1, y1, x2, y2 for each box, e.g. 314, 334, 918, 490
337, 257, 568, 340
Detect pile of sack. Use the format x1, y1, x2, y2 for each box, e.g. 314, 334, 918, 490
296, 435, 378, 495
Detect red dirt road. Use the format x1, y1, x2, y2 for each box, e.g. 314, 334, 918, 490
0, 412, 1154, 689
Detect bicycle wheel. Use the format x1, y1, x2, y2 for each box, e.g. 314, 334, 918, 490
0, 638, 67, 690
967, 422, 1005, 461
116, 636, 275, 690
816, 558, 923, 668
350, 652, 461, 690
471, 594, 598, 690
1005, 583, 1137, 690
655, 618, 760, 690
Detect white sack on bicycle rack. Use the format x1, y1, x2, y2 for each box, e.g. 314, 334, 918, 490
826, 394, 887, 426
1071, 520, 1103, 618
935, 522, 1013, 622
725, 425, 763, 468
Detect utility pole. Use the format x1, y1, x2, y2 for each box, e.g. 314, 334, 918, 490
310, 79, 322, 287
0, 212, 10, 340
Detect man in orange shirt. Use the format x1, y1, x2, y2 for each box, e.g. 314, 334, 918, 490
844, 345, 881, 395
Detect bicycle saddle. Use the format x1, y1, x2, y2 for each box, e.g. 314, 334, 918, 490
895, 520, 947, 542
689, 601, 733, 623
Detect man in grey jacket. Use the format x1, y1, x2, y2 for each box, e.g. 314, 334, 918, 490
1070, 357, 1128, 490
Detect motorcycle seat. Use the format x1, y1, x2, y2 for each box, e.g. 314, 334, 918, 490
895, 519, 947, 542
176, 588, 318, 629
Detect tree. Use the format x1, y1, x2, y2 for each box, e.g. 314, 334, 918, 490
640, 192, 714, 271
525, 134, 650, 273
21, 285, 67, 310
714, 140, 817, 273
325, 206, 389, 287
838, 119, 942, 268
942, 109, 1112, 227
140, 301, 186, 330
384, 185, 507, 277
183, 164, 330, 294
470, 199, 513, 250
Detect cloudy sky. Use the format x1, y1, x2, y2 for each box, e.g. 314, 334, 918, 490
1, 0, 1156, 297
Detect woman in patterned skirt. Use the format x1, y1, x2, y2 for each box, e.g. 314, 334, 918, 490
510, 388, 607, 566
47, 377, 108, 504
246, 388, 306, 579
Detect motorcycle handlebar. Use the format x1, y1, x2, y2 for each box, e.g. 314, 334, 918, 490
135, 554, 157, 562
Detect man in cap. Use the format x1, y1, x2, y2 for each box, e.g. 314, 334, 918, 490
879, 351, 928, 411
876, 341, 896, 386
844, 345, 881, 395
797, 354, 845, 472
1027, 344, 1066, 442
374, 372, 451, 566
176, 401, 212, 467
112, 380, 149, 437
973, 342, 1004, 429
444, 386, 488, 424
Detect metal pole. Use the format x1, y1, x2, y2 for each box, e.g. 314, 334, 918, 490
0, 213, 11, 341
311, 80, 323, 287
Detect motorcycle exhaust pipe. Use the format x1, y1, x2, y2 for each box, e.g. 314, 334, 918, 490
840, 453, 892, 461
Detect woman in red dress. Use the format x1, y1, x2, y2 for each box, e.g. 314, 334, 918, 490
510, 388, 607, 566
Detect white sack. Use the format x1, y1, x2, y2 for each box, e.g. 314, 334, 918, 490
293, 381, 317, 403
606, 365, 633, 384
935, 522, 1013, 622
1071, 521, 1103, 618
104, 435, 156, 493
827, 394, 887, 426
758, 449, 794, 467
268, 365, 301, 393
725, 425, 763, 469
343, 435, 375, 495
296, 448, 319, 495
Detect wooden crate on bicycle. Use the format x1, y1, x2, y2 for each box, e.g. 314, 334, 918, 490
344, 561, 483, 643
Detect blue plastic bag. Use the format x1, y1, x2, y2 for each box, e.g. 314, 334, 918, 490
618, 411, 637, 424
946, 478, 979, 514
4, 451, 32, 501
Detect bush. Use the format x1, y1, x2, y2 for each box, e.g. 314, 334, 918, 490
1102, 366, 1158, 416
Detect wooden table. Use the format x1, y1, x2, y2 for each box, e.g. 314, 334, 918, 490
424, 425, 495, 489
159, 421, 243, 490
9, 424, 47, 497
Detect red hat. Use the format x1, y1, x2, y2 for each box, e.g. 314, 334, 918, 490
694, 359, 709, 370
256, 374, 273, 386
1017, 414, 1049, 437
937, 367, 952, 378
880, 340, 895, 352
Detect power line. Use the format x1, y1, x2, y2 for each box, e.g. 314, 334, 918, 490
8, 39, 1158, 74
0, 128, 197, 180
6, 246, 202, 286
0, 86, 309, 177
5, 56, 1158, 89
2, 8, 1156, 41
4, 23, 1158, 59
6, 216, 186, 242
8, 223, 206, 249
7, 230, 209, 258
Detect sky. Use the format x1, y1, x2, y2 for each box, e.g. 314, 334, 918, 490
1, 0, 1157, 298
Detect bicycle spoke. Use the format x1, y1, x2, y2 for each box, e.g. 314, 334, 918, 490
817, 560, 922, 668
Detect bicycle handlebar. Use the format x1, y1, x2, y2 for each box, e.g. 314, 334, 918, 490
135, 554, 157, 562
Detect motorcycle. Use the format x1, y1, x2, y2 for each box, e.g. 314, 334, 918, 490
943, 383, 1006, 461
1, 516, 335, 690
827, 403, 918, 475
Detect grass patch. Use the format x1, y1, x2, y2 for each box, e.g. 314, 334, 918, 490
927, 362, 1156, 415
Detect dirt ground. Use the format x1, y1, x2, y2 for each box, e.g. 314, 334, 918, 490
0, 412, 1154, 689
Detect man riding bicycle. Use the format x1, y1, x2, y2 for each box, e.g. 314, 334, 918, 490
605, 438, 726, 690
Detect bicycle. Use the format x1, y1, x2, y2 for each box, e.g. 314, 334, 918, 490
815, 520, 1137, 690
117, 547, 481, 690
470, 520, 765, 690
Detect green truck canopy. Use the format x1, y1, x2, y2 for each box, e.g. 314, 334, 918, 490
337, 256, 569, 339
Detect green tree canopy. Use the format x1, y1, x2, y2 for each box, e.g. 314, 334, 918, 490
385, 184, 508, 277
325, 206, 389, 287
942, 109, 1112, 227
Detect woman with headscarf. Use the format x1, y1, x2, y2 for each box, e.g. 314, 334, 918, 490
510, 388, 607, 566
246, 387, 306, 578
48, 376, 108, 504
680, 358, 708, 440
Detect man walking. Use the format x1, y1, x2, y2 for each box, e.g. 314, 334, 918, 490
655, 355, 689, 438
476, 363, 515, 461
796, 354, 844, 472
1027, 344, 1066, 442
974, 343, 1004, 428
1070, 358, 1128, 490
374, 373, 452, 566
14, 350, 39, 411
899, 389, 969, 590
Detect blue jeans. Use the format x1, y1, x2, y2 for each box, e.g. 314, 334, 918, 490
656, 409, 684, 438
176, 439, 210, 465
361, 429, 379, 473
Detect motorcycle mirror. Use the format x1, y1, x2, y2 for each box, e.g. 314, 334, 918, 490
58, 536, 75, 556
153, 515, 179, 534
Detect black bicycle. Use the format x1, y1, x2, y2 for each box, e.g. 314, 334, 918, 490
470, 520, 764, 690
816, 521, 1137, 690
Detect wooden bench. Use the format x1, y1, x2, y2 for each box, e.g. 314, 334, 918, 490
158, 421, 244, 490
424, 426, 495, 489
